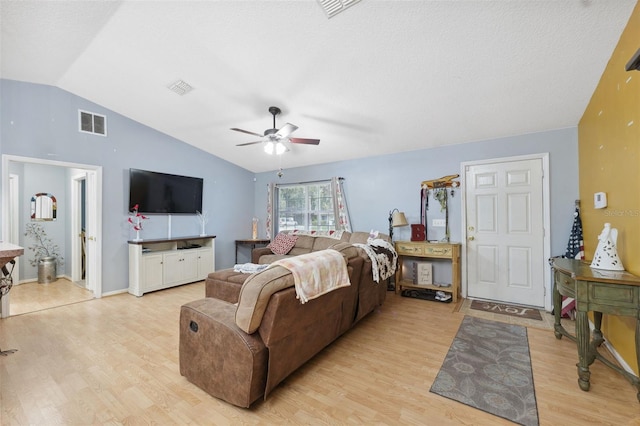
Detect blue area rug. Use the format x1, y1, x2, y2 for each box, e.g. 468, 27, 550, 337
430, 316, 539, 426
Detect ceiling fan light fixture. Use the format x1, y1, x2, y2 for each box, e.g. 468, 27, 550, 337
264, 141, 275, 155
275, 141, 286, 155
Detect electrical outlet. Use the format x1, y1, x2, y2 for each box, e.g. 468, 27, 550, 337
432, 219, 446, 227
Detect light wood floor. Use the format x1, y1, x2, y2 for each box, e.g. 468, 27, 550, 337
8, 278, 94, 316
1, 282, 639, 425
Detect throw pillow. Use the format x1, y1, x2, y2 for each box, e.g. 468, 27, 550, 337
268, 233, 297, 255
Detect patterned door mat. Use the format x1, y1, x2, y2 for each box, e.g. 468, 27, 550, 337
470, 300, 542, 321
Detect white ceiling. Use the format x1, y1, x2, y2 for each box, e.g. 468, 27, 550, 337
1, 1, 636, 173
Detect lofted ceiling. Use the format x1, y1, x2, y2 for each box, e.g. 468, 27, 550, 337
1, 1, 636, 173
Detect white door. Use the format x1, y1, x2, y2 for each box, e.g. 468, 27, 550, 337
465, 157, 545, 306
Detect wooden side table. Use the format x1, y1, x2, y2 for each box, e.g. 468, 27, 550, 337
235, 239, 270, 263
551, 257, 640, 401
395, 241, 461, 303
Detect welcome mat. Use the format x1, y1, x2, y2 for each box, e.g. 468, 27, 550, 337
430, 316, 539, 426
470, 300, 542, 321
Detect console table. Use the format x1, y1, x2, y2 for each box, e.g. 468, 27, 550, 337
551, 257, 640, 401
235, 239, 270, 263
128, 235, 215, 296
394, 241, 461, 303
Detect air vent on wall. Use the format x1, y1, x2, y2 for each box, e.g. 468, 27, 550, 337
317, 0, 361, 18
78, 110, 107, 136
168, 79, 194, 95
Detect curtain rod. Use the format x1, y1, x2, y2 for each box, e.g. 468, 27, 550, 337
276, 177, 344, 186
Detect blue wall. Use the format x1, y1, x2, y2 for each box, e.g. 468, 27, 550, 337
254, 128, 579, 258
1, 79, 255, 293
1, 79, 579, 294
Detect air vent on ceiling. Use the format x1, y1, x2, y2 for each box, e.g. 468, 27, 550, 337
78, 110, 107, 136
168, 79, 194, 95
317, 0, 361, 18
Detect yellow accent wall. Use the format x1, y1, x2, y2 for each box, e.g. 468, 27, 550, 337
578, 2, 640, 374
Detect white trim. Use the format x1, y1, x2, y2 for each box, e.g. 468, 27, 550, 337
101, 288, 128, 297
9, 174, 20, 285
71, 173, 87, 285
460, 153, 552, 311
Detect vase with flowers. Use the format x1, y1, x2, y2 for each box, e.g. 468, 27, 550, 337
128, 204, 149, 241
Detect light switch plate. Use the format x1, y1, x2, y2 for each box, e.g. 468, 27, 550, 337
594, 192, 607, 209
432, 219, 446, 227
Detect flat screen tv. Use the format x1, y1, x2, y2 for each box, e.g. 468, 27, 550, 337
129, 168, 203, 214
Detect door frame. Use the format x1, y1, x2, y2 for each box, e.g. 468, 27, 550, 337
460, 153, 552, 311
71, 172, 87, 287
1, 155, 103, 317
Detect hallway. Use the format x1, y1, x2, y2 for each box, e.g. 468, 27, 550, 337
9, 278, 93, 316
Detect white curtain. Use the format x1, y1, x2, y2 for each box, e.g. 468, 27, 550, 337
331, 177, 351, 232
266, 182, 276, 239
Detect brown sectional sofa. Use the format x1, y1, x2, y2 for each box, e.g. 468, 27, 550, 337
252, 231, 389, 321
179, 231, 390, 407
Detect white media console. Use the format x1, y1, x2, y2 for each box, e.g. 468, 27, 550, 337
128, 235, 216, 296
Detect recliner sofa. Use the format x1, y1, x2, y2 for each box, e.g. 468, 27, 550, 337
179, 231, 391, 407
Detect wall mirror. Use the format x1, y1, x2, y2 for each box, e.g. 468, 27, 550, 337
31, 193, 57, 221
421, 175, 459, 242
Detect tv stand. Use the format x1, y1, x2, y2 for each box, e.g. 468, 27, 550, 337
128, 235, 216, 296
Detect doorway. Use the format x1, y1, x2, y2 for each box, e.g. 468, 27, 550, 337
1, 155, 103, 318
461, 153, 551, 310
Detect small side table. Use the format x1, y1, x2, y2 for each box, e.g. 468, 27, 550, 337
551, 257, 640, 401
235, 239, 270, 263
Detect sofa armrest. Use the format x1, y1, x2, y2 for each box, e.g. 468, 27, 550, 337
251, 246, 273, 264
179, 298, 268, 407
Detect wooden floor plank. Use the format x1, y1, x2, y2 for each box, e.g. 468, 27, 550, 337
1, 281, 640, 425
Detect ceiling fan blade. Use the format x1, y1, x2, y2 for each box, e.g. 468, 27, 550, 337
231, 128, 264, 138
235, 140, 263, 147
290, 137, 320, 145
276, 123, 298, 138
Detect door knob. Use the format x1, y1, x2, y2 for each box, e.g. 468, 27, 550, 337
468, 236, 475, 241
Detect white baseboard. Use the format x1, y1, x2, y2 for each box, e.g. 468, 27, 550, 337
590, 320, 636, 376
102, 288, 128, 297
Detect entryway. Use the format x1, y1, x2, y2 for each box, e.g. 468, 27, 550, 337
0, 155, 103, 318
462, 154, 550, 310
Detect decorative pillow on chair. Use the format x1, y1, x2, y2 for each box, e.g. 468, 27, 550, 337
267, 233, 298, 255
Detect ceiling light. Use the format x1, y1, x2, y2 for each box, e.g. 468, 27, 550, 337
317, 0, 361, 18
264, 141, 275, 155
167, 79, 193, 96
275, 142, 286, 155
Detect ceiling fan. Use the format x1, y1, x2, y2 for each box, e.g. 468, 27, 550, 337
231, 106, 320, 155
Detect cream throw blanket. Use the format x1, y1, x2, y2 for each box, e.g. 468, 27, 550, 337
268, 249, 351, 304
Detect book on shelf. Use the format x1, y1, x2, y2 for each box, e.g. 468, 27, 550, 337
412, 261, 432, 285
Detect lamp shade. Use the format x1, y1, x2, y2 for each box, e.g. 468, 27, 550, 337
391, 211, 408, 227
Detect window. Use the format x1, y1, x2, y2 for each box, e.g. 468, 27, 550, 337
276, 181, 335, 233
